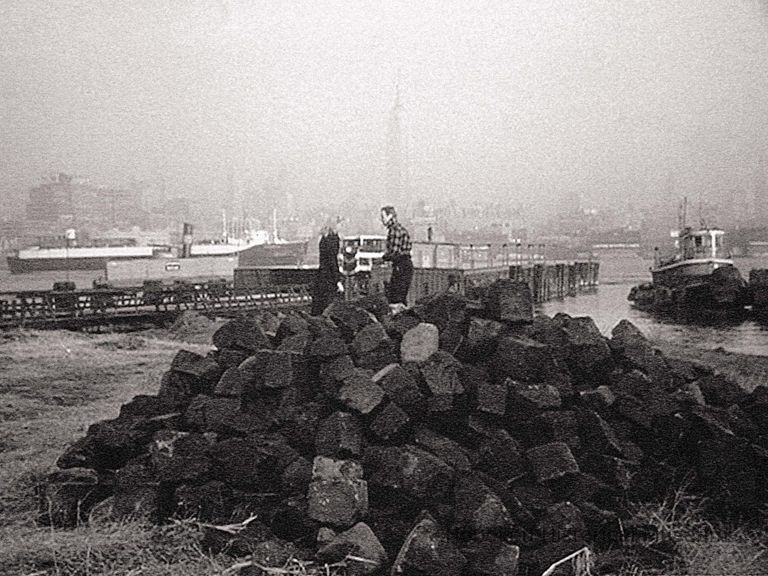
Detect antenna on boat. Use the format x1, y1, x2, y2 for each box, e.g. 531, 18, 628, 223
678, 197, 688, 230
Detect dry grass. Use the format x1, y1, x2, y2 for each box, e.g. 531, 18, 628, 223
0, 329, 225, 576
620, 485, 768, 576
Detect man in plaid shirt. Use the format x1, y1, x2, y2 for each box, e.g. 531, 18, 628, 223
380, 205, 413, 305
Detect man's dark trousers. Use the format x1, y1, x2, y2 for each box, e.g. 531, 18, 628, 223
388, 255, 413, 305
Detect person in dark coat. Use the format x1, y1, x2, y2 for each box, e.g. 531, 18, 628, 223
311, 219, 344, 315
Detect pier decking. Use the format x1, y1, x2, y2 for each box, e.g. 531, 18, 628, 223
0, 245, 599, 330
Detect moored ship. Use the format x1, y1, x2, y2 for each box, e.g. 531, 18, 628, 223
629, 225, 747, 309
7, 245, 160, 273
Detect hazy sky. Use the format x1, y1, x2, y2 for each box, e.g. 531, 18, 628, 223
3, 0, 768, 219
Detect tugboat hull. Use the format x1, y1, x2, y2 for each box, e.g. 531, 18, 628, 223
630, 266, 748, 310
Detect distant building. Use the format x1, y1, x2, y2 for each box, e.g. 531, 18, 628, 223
385, 83, 408, 207
25, 173, 146, 235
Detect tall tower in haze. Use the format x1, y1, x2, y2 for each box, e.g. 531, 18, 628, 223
753, 153, 768, 225
385, 81, 409, 209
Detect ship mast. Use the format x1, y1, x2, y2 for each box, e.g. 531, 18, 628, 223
678, 197, 688, 230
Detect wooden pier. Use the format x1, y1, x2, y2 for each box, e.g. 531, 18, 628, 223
0, 253, 599, 330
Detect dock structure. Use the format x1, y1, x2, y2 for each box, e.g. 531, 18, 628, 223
0, 243, 598, 330
0, 281, 312, 331
510, 261, 600, 303
408, 240, 599, 305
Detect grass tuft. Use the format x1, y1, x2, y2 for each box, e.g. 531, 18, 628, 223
621, 484, 768, 576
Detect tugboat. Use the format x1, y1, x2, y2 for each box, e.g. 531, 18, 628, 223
629, 222, 748, 310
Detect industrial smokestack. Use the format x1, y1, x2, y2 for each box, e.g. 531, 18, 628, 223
181, 223, 194, 258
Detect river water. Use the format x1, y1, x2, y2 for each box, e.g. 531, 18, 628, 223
3, 255, 768, 356
542, 254, 768, 356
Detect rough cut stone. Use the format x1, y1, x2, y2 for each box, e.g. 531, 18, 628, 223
355, 347, 398, 373
216, 347, 250, 370
315, 411, 364, 458
475, 381, 508, 417
321, 355, 357, 384
464, 536, 520, 576
481, 279, 534, 323
85, 415, 175, 471
412, 293, 468, 334
351, 322, 392, 357
174, 480, 233, 522
552, 472, 618, 508
157, 370, 200, 408
373, 364, 426, 416
528, 410, 581, 453
213, 317, 272, 352
507, 381, 562, 414
307, 457, 369, 528
251, 539, 300, 570
263, 351, 309, 389
269, 497, 320, 542
610, 319, 671, 385
412, 426, 473, 471
400, 323, 440, 363
149, 430, 212, 483
420, 350, 464, 396
364, 445, 454, 502
385, 309, 422, 341
275, 402, 330, 456
676, 382, 706, 406
170, 349, 222, 388
184, 395, 270, 435
305, 335, 349, 358
112, 459, 161, 520
697, 374, 749, 408
520, 537, 588, 576
453, 473, 513, 534
277, 332, 311, 353
390, 513, 467, 576
118, 394, 178, 419
580, 386, 616, 412
355, 293, 392, 321
324, 301, 375, 341
316, 522, 388, 576
281, 456, 313, 496
37, 468, 105, 527
579, 454, 638, 492
526, 442, 580, 483
577, 410, 622, 456
477, 428, 526, 484
459, 318, 503, 361
210, 436, 294, 490
558, 315, 614, 383
369, 401, 410, 442
275, 313, 310, 343
490, 336, 560, 383
214, 367, 246, 397
536, 501, 588, 543
238, 350, 309, 393
338, 372, 385, 415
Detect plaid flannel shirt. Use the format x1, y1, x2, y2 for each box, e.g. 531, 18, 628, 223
383, 220, 412, 261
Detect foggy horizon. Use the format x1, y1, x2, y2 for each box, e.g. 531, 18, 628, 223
3, 0, 768, 223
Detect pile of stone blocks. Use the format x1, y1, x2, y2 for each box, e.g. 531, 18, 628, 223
42, 280, 768, 576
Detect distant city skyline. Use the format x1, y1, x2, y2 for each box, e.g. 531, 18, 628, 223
3, 1, 768, 228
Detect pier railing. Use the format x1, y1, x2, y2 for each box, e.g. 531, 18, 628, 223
0, 281, 311, 330
0, 256, 599, 330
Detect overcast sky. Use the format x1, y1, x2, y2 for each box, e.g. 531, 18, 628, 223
3, 0, 768, 219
